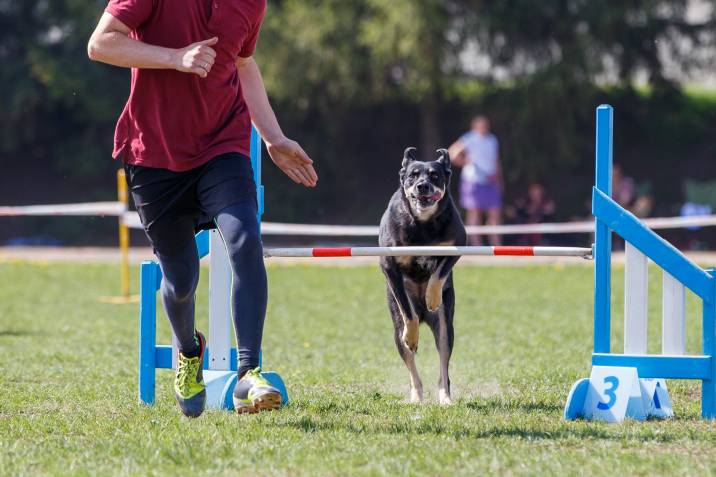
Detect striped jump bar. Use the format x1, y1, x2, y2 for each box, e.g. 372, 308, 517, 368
263, 245, 594, 259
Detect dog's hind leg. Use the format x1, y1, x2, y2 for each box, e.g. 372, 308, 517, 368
395, 329, 424, 403
428, 280, 455, 405
388, 290, 423, 403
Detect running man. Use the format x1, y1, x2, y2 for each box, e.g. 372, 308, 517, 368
449, 115, 503, 246
88, 0, 318, 417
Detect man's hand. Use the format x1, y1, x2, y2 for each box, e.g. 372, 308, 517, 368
172, 38, 218, 78
266, 137, 318, 187
234, 55, 317, 187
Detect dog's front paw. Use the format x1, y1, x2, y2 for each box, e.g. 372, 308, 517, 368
402, 320, 419, 353
438, 388, 452, 405
425, 278, 443, 312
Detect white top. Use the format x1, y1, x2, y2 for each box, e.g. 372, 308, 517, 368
460, 130, 499, 184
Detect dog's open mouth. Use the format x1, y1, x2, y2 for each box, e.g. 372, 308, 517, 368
414, 193, 442, 207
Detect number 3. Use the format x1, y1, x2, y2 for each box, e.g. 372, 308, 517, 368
597, 376, 619, 410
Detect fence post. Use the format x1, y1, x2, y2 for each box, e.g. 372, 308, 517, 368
624, 242, 648, 354
662, 271, 686, 355
138, 261, 159, 405
593, 105, 613, 354
117, 169, 130, 298
703, 269, 716, 418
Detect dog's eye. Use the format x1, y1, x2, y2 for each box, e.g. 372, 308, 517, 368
429, 172, 439, 180
411, 171, 420, 178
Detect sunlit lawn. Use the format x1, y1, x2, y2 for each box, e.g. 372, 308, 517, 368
2, 260, 716, 476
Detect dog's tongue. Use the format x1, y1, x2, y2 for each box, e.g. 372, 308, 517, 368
418, 193, 442, 203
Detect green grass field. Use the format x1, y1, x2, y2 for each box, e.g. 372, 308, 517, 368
2, 260, 716, 476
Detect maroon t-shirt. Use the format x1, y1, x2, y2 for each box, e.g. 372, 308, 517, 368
105, 0, 266, 171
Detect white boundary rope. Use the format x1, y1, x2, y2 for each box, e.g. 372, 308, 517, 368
0, 202, 125, 217
123, 213, 143, 230
260, 216, 716, 236
3, 201, 716, 236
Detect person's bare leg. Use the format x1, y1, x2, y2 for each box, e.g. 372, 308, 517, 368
465, 209, 482, 246
487, 207, 502, 246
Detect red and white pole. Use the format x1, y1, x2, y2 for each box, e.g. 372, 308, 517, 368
264, 245, 593, 259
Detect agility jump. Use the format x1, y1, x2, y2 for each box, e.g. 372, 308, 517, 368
263, 245, 593, 258
138, 105, 716, 421
565, 105, 716, 422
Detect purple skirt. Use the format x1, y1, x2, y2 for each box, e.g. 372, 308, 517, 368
459, 181, 502, 210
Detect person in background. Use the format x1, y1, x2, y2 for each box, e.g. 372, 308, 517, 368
612, 164, 635, 208
613, 164, 654, 217
509, 182, 555, 245
449, 115, 504, 246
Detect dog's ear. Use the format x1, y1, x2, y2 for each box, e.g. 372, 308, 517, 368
436, 149, 451, 176
400, 147, 418, 181
402, 147, 418, 168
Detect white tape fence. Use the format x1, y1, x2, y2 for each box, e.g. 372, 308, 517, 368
3, 200, 716, 236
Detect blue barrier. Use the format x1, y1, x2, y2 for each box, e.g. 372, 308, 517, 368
565, 105, 716, 420
137, 127, 288, 410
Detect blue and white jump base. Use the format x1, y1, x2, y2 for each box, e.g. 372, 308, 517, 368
138, 128, 289, 410
564, 105, 716, 421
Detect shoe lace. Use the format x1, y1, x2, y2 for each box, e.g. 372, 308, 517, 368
176, 356, 200, 394
248, 367, 264, 380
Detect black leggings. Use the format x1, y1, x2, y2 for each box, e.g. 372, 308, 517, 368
156, 199, 267, 378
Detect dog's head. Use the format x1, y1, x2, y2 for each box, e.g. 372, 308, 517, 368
399, 147, 452, 221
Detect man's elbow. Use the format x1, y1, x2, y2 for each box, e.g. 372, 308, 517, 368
87, 39, 99, 61
235, 56, 254, 70
87, 34, 103, 61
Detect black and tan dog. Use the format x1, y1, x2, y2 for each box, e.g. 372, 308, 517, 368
379, 147, 467, 404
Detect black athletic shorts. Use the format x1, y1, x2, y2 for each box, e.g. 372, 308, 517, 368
124, 152, 257, 256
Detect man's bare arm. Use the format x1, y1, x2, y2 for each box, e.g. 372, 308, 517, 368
237, 56, 318, 187
87, 12, 217, 78
448, 140, 467, 167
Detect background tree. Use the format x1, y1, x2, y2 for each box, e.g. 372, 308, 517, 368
2, 1, 716, 243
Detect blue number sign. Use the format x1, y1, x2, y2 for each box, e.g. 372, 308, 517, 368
597, 376, 619, 410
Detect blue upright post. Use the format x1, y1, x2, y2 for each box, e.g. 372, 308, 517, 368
195, 229, 210, 257
138, 261, 160, 405
249, 125, 265, 371
250, 126, 264, 221
564, 104, 621, 420
703, 269, 716, 418
593, 105, 613, 354
247, 125, 289, 404
251, 126, 264, 367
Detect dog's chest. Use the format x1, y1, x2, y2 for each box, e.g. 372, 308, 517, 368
395, 255, 437, 280
396, 254, 433, 269
395, 240, 454, 276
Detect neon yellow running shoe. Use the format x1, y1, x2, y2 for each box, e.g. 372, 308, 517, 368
232, 368, 282, 414
174, 331, 206, 418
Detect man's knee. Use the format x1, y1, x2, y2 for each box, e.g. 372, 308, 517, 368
163, 273, 198, 303
226, 226, 262, 263
163, 269, 199, 302
161, 259, 200, 302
